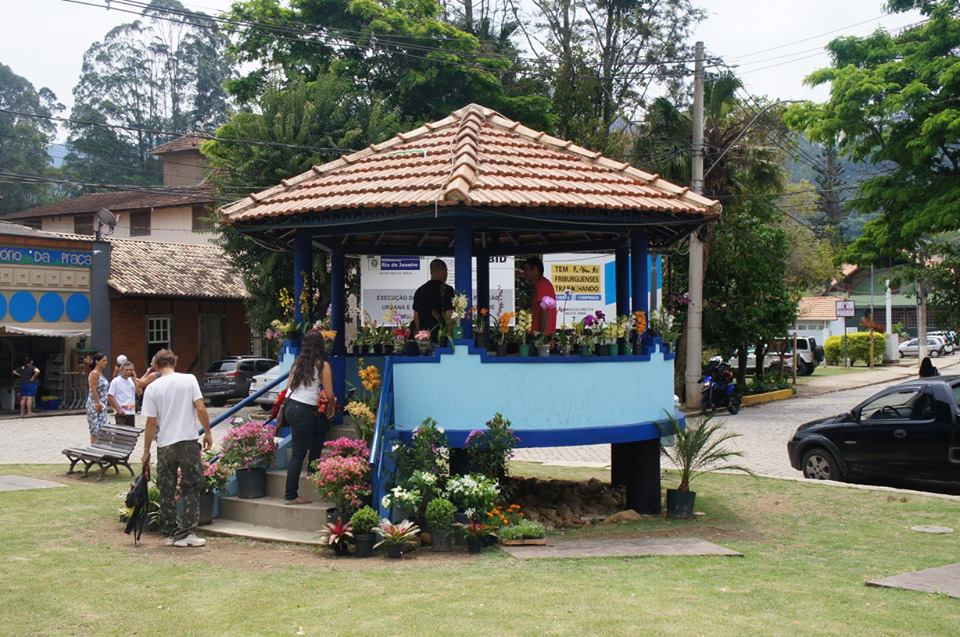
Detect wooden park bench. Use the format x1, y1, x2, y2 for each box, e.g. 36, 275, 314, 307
62, 424, 143, 480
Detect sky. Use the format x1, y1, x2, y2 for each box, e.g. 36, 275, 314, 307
0, 0, 924, 142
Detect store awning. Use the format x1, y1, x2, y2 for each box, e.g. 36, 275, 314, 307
0, 325, 90, 337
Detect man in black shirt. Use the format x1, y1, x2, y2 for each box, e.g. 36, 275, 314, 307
412, 259, 455, 340
12, 356, 40, 417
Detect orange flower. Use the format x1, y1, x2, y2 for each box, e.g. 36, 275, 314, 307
498, 312, 515, 334
480, 308, 488, 316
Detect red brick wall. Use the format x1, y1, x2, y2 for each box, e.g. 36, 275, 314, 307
110, 297, 250, 373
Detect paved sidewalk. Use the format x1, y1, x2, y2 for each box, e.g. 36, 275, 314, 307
795, 356, 960, 398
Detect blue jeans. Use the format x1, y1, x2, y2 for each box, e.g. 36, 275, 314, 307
283, 400, 328, 500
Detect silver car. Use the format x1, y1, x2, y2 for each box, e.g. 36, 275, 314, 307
248, 364, 284, 410
899, 336, 948, 358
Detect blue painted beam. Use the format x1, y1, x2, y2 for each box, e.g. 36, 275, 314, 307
476, 253, 490, 313
330, 248, 345, 355
631, 229, 649, 315
454, 224, 473, 338
293, 230, 311, 323
615, 241, 630, 316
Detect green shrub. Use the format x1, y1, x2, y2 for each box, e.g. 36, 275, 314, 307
349, 505, 379, 535
498, 520, 546, 541
425, 497, 456, 530
824, 332, 886, 366
745, 377, 791, 396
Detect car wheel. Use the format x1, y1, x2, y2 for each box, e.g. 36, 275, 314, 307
795, 360, 808, 376
261, 404, 273, 412
801, 448, 841, 481
210, 397, 227, 407
930, 349, 940, 358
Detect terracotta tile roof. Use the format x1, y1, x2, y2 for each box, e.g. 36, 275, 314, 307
149, 133, 209, 155
798, 296, 840, 321
220, 104, 721, 224
107, 238, 247, 299
0, 220, 91, 243
3, 188, 215, 220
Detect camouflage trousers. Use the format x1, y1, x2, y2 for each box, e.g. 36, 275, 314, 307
157, 439, 203, 541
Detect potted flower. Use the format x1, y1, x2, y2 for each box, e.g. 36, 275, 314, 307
579, 314, 596, 356
464, 413, 520, 481
538, 296, 556, 357
514, 309, 532, 357
220, 420, 277, 499
349, 505, 379, 558
381, 485, 422, 523
444, 473, 501, 521
375, 518, 420, 559
391, 326, 409, 354
471, 307, 489, 348
451, 292, 469, 339
200, 453, 231, 525
319, 329, 337, 355
425, 497, 456, 552
319, 519, 353, 556
659, 414, 754, 518
457, 521, 495, 553
633, 310, 647, 354
557, 326, 572, 355
498, 519, 547, 546
415, 329, 432, 355
495, 311, 514, 356
310, 439, 371, 519
650, 306, 680, 352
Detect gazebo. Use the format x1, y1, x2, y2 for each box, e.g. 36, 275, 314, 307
220, 104, 720, 514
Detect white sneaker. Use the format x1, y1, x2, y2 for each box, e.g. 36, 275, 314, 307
164, 536, 175, 547
173, 533, 207, 548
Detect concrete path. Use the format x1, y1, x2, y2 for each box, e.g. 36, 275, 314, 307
867, 563, 960, 598
500, 536, 743, 560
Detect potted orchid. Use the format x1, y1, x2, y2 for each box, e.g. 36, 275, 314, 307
471, 307, 489, 348
514, 309, 532, 357
651, 306, 680, 351
415, 329, 432, 355
451, 292, 469, 340
375, 519, 421, 559
537, 296, 556, 356
220, 419, 277, 499
579, 315, 597, 356
633, 310, 647, 354
557, 325, 572, 355
495, 311, 514, 356
391, 326, 409, 354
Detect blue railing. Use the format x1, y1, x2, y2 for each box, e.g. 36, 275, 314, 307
370, 356, 394, 516
201, 374, 288, 434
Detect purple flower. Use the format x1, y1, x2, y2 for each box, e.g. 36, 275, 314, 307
465, 429, 484, 446
583, 314, 596, 327
595, 310, 606, 320
539, 296, 556, 310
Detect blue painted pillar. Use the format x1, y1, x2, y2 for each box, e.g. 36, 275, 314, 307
615, 241, 630, 316
454, 224, 473, 338
477, 253, 490, 313
631, 229, 649, 315
293, 230, 311, 324
330, 247, 346, 422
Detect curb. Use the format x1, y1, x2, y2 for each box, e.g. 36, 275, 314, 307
741, 388, 794, 407
796, 357, 960, 398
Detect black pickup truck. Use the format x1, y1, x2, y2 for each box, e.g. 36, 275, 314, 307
787, 376, 960, 484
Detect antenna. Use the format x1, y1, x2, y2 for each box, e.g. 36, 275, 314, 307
95, 208, 117, 241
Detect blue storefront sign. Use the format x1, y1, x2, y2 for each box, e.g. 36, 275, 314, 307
380, 256, 421, 271
0, 246, 91, 268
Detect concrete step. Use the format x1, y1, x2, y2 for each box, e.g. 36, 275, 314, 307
265, 469, 316, 500
203, 519, 324, 546
218, 495, 332, 533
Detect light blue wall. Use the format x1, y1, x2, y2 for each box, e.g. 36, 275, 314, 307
392, 342, 676, 446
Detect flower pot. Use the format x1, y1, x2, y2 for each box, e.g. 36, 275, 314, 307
333, 541, 351, 557
199, 491, 217, 526
580, 345, 592, 357
537, 345, 550, 358
431, 528, 452, 552
453, 325, 464, 339
594, 344, 603, 356
393, 338, 405, 354
496, 343, 507, 357
475, 333, 486, 349
607, 343, 619, 357
518, 344, 530, 358
417, 342, 431, 356
466, 538, 483, 554
351, 344, 361, 355
385, 544, 404, 559
666, 489, 696, 519
354, 533, 375, 558
326, 508, 340, 524
235, 467, 266, 499
373, 344, 384, 355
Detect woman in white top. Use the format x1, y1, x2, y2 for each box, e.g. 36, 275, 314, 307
283, 331, 336, 505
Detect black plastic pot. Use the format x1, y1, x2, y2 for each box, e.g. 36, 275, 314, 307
666, 489, 696, 519
496, 343, 507, 357
235, 468, 266, 499
326, 508, 340, 524
355, 534, 375, 558
466, 538, 483, 554
199, 492, 215, 525
431, 528, 452, 552
385, 544, 403, 559
475, 333, 486, 349
373, 344, 384, 355
333, 541, 350, 557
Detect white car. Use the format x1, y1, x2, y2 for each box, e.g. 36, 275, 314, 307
899, 336, 948, 358
248, 365, 283, 410
927, 331, 956, 354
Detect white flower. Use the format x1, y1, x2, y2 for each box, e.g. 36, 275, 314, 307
464, 508, 476, 519
381, 496, 391, 508
437, 427, 445, 434
390, 443, 399, 452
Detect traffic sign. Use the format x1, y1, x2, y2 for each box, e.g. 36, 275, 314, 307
836, 300, 856, 318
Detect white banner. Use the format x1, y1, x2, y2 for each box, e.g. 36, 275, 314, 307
360, 255, 515, 323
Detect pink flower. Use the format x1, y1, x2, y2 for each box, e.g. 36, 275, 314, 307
583, 314, 595, 327
539, 296, 556, 310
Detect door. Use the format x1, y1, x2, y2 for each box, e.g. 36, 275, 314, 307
197, 315, 225, 375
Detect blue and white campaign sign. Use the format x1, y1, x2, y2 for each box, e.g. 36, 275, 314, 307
360, 255, 515, 323
0, 246, 91, 268
542, 253, 662, 325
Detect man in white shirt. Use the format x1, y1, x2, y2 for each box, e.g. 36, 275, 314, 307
107, 362, 138, 426
140, 349, 213, 548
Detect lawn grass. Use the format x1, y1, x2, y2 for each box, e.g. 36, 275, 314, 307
1, 463, 959, 637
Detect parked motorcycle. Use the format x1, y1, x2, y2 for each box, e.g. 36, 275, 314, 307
701, 358, 741, 415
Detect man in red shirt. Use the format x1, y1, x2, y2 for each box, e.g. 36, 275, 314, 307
523, 257, 557, 336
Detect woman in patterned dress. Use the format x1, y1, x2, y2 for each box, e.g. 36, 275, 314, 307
85, 353, 109, 443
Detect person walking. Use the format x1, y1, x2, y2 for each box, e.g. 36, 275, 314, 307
12, 356, 40, 417
85, 353, 109, 443
919, 356, 939, 378
283, 331, 336, 505
140, 349, 212, 548
108, 361, 138, 426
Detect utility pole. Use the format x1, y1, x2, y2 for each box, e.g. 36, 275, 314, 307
684, 41, 706, 409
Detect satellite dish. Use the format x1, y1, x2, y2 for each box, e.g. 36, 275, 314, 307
97, 208, 118, 229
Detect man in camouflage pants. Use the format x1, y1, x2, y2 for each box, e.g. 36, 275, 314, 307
140, 349, 212, 547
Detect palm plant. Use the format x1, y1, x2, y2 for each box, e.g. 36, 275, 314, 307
659, 413, 755, 492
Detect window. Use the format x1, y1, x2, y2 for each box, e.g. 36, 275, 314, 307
255, 360, 275, 373
22, 219, 41, 230
130, 209, 151, 236
239, 361, 256, 373
192, 205, 212, 232
74, 214, 94, 235
206, 360, 237, 373
147, 317, 171, 361
860, 389, 923, 421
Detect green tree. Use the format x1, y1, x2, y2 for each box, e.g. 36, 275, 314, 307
65, 0, 233, 189
0, 64, 62, 214
780, 181, 840, 292
204, 73, 402, 329
924, 232, 960, 330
